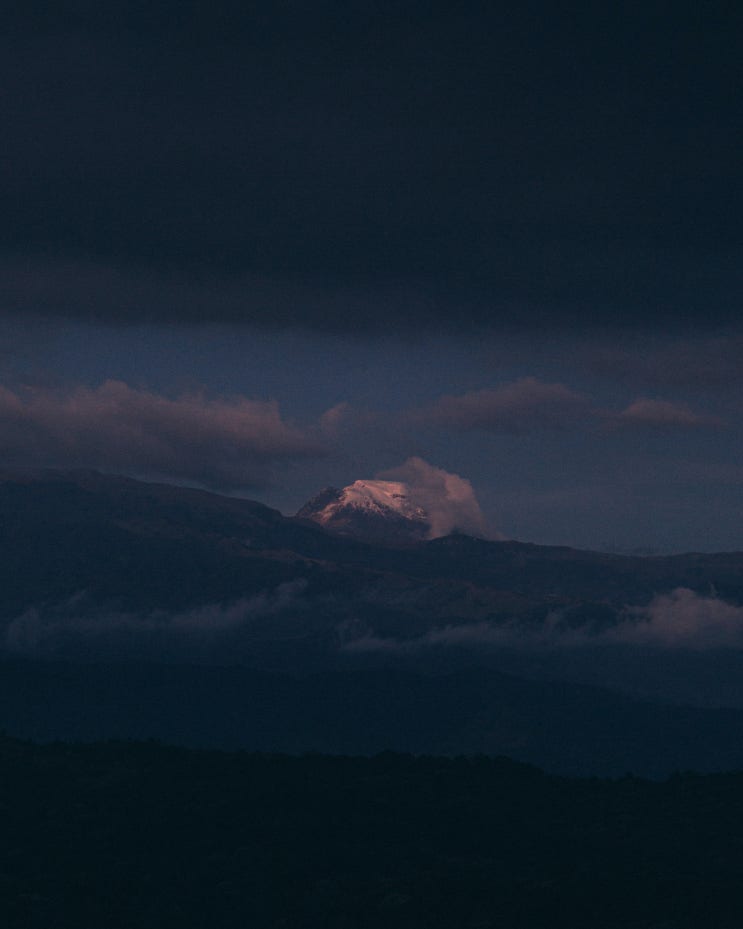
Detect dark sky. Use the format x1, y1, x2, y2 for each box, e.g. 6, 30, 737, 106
2, 2, 742, 551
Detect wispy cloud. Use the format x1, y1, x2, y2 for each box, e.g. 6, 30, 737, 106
612, 398, 724, 430
342, 589, 743, 654
0, 380, 326, 489
413, 377, 590, 434
3, 581, 310, 658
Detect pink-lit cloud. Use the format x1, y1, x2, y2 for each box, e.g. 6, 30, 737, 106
612, 588, 743, 649
377, 456, 495, 539
614, 398, 723, 430
0, 380, 325, 489
417, 377, 590, 434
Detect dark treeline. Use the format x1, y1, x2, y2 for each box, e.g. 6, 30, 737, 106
8, 659, 743, 777
2, 735, 743, 928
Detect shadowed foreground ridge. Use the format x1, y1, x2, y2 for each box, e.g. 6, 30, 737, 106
6, 659, 743, 778
2, 735, 743, 929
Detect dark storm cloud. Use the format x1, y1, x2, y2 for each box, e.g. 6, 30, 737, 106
2, 3, 741, 331
0, 256, 436, 333
0, 380, 325, 489
417, 378, 590, 434
581, 334, 743, 391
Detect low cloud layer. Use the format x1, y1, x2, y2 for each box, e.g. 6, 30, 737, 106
3, 581, 310, 660
417, 378, 589, 434
0, 380, 324, 490
5, 581, 743, 665
614, 589, 743, 649
344, 589, 743, 654
377, 457, 493, 539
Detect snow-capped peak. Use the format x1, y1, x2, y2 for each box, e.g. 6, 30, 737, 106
296, 479, 430, 545
332, 480, 427, 521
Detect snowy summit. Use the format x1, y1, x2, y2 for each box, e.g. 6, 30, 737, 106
296, 479, 431, 546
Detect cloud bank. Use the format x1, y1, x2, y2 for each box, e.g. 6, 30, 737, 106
613, 589, 743, 649
6, 582, 743, 664
3, 581, 310, 660
376, 457, 494, 539
344, 589, 743, 654
0, 380, 324, 490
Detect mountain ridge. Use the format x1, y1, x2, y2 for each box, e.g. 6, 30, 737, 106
2, 470, 743, 771
2, 469, 743, 678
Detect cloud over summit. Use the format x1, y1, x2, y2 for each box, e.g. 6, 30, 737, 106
377, 457, 494, 539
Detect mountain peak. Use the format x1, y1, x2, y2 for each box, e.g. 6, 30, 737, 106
296, 479, 430, 546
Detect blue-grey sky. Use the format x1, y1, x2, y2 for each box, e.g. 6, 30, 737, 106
1, 3, 741, 552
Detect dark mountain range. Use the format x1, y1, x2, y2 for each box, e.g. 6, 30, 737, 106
1, 469, 743, 675
3, 470, 743, 774
1, 469, 742, 625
